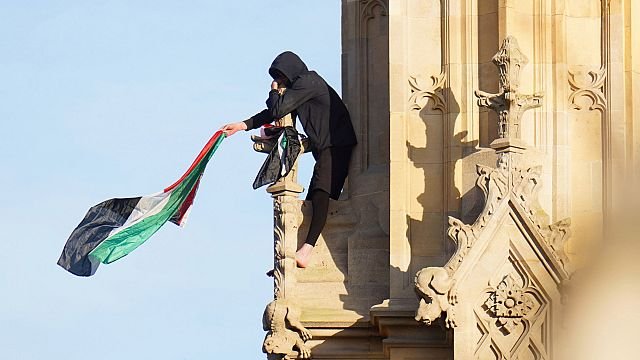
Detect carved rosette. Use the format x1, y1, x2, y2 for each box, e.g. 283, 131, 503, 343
482, 274, 536, 334
475, 259, 550, 360
408, 72, 446, 112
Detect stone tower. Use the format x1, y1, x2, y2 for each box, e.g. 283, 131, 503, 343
257, 1, 640, 359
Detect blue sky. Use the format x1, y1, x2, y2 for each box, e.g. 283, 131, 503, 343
0, 1, 340, 358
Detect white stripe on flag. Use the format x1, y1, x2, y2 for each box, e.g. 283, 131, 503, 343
105, 191, 171, 239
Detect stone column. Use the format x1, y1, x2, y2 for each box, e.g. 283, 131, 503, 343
250, 114, 304, 300
255, 115, 313, 360
264, 115, 303, 300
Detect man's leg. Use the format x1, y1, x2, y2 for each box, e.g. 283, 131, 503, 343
296, 189, 330, 268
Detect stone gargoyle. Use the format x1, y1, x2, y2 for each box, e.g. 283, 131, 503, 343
262, 298, 312, 360
414, 267, 457, 328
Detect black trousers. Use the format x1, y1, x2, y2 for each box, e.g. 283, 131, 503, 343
307, 145, 353, 200
304, 146, 353, 246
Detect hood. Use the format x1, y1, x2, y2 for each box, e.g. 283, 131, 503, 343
269, 51, 308, 84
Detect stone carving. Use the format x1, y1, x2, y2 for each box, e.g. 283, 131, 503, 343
475, 36, 543, 139
443, 163, 508, 275
482, 274, 535, 334
408, 72, 446, 111
444, 217, 476, 274
542, 218, 572, 271
475, 261, 550, 359
414, 37, 572, 339
262, 298, 312, 360
272, 197, 299, 299
414, 267, 457, 328
444, 162, 572, 274
568, 65, 607, 112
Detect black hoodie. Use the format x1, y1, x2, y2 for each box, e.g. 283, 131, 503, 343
243, 51, 357, 152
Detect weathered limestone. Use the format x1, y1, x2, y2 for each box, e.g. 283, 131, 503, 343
255, 0, 640, 358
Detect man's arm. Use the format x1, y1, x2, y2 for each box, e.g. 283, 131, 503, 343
242, 109, 273, 130
220, 109, 272, 136
221, 79, 312, 136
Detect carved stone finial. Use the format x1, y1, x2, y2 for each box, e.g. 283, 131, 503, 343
475, 36, 543, 140
492, 36, 528, 93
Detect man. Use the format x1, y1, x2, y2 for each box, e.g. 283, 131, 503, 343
221, 51, 357, 268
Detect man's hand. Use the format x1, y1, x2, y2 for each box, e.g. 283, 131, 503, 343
272, 80, 286, 95
220, 121, 247, 136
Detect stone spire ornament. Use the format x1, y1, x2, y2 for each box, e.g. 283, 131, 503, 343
475, 36, 543, 143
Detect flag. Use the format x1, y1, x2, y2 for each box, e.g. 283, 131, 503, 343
57, 131, 226, 276
252, 126, 302, 189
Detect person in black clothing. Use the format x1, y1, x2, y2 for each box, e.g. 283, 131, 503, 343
221, 51, 357, 267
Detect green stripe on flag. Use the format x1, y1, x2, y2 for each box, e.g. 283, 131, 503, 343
88, 134, 225, 264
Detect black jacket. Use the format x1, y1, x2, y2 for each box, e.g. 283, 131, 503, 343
243, 51, 357, 152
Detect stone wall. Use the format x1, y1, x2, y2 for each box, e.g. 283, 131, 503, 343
258, 1, 640, 359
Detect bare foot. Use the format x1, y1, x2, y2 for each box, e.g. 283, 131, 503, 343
295, 243, 314, 268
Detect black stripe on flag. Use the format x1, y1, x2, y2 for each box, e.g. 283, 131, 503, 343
57, 197, 141, 276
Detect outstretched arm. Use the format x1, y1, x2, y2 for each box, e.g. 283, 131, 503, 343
220, 121, 247, 136
221, 79, 306, 135
220, 108, 273, 136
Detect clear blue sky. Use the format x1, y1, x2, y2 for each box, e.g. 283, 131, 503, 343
0, 1, 340, 358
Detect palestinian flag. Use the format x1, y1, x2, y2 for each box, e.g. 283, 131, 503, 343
252, 126, 301, 189
57, 131, 226, 276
